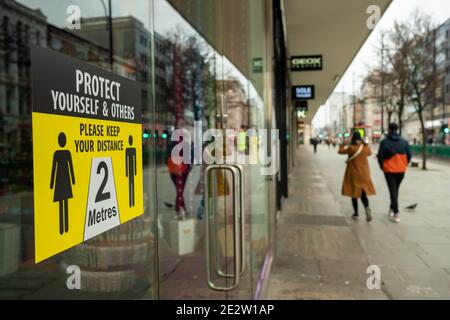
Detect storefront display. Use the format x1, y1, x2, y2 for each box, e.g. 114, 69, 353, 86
0, 0, 273, 300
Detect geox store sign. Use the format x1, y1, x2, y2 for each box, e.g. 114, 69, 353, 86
290, 55, 323, 71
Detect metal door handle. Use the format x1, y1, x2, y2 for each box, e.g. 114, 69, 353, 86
215, 164, 245, 278
232, 164, 245, 276
205, 165, 240, 291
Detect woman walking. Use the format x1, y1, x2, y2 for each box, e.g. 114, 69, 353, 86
338, 131, 376, 222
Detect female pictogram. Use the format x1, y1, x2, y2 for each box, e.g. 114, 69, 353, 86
50, 132, 76, 235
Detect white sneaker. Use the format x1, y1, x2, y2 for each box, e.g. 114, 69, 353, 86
365, 207, 372, 222
388, 209, 394, 218
392, 213, 400, 223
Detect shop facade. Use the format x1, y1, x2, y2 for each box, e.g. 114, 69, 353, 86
0, 0, 288, 299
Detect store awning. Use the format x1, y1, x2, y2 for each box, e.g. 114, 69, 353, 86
283, 0, 392, 123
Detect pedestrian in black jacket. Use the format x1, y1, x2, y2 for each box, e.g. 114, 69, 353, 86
377, 123, 412, 223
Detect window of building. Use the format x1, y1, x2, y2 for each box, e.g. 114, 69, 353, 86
140, 34, 147, 47
140, 53, 147, 66
3, 16, 8, 35
24, 25, 30, 45
6, 87, 13, 114
4, 52, 10, 74
18, 88, 25, 115
16, 21, 22, 45
36, 30, 40, 45
26, 89, 32, 114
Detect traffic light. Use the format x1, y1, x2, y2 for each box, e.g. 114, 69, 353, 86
143, 130, 150, 139
162, 130, 169, 139
444, 127, 450, 135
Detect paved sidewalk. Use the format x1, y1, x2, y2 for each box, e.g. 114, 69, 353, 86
268, 145, 450, 299
267, 146, 388, 300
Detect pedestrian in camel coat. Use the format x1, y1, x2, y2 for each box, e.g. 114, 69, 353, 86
338, 131, 376, 221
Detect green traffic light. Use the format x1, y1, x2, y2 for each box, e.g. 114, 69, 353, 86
143, 132, 150, 139
162, 133, 168, 139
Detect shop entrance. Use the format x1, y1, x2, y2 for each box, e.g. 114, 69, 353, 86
0, 0, 272, 300
153, 0, 272, 300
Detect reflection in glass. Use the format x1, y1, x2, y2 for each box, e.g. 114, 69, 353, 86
0, 0, 156, 299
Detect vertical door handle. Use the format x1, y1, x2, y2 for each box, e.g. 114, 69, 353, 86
231, 164, 245, 276
205, 165, 240, 291
215, 165, 245, 278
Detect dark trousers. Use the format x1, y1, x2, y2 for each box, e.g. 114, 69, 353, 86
352, 191, 369, 215
170, 172, 190, 212
384, 173, 405, 214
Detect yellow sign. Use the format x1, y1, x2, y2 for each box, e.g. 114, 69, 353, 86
31, 47, 143, 262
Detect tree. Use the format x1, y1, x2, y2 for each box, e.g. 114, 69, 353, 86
367, 11, 440, 170
400, 12, 439, 170
385, 23, 411, 135
367, 26, 411, 136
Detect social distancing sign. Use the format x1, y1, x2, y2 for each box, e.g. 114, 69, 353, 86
31, 47, 143, 262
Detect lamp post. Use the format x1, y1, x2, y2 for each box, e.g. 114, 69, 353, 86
381, 34, 385, 136
100, 0, 113, 70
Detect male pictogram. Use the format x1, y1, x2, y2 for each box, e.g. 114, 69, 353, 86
125, 135, 137, 207
50, 132, 76, 235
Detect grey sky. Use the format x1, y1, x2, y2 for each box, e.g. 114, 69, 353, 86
313, 0, 450, 128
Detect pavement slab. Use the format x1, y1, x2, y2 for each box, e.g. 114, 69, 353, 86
267, 145, 450, 300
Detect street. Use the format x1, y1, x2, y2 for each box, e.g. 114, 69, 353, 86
268, 144, 450, 299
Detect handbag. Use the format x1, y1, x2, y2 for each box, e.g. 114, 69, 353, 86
345, 144, 364, 164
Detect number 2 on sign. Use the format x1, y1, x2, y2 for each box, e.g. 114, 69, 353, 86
95, 161, 111, 202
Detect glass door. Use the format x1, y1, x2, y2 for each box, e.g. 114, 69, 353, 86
153, 0, 271, 300
152, 0, 227, 300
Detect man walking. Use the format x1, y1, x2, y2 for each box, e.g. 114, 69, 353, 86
310, 137, 319, 154
377, 123, 412, 223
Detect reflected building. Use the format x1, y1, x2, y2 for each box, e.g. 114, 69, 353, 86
0, 0, 46, 168
218, 78, 249, 129
72, 16, 150, 118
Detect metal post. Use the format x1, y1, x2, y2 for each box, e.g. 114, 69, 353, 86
353, 72, 356, 128
432, 29, 436, 141
381, 34, 385, 136
108, 0, 113, 70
